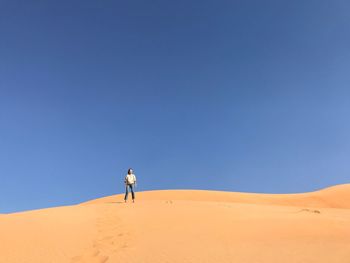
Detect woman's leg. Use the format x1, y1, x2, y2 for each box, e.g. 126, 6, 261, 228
124, 185, 129, 201
130, 184, 135, 200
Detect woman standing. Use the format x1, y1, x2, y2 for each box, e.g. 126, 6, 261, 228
124, 168, 137, 203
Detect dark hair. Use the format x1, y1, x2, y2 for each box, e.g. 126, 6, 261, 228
128, 168, 133, 174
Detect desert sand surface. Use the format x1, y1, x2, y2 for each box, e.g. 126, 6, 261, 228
1, 184, 350, 263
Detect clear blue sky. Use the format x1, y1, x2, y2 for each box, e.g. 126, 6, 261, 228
1, 0, 349, 213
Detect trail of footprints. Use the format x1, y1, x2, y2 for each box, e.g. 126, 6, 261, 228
71, 207, 131, 263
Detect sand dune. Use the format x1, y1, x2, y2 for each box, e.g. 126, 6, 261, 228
1, 184, 350, 263
83, 183, 350, 209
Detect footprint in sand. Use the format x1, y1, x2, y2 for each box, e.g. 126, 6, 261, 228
99, 236, 113, 241
298, 208, 321, 214
71, 249, 109, 263
72, 206, 132, 262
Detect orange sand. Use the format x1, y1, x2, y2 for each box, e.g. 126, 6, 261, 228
1, 184, 350, 262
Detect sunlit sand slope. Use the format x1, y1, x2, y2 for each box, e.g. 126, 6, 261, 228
1, 184, 349, 263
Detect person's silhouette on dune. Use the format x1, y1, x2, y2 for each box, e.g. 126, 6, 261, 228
124, 168, 137, 203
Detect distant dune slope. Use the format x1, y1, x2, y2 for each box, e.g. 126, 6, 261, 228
1, 184, 349, 263
83, 183, 350, 209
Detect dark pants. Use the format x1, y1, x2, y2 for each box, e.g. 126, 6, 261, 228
124, 184, 135, 200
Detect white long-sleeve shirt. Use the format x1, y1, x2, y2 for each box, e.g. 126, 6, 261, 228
125, 174, 137, 184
